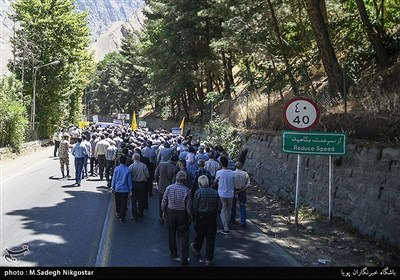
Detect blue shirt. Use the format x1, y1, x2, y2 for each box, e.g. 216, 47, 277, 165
72, 142, 88, 158
112, 164, 132, 193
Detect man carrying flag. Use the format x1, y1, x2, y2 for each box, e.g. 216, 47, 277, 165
131, 111, 138, 131
179, 116, 185, 135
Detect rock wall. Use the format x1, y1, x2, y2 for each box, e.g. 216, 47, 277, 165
242, 132, 400, 247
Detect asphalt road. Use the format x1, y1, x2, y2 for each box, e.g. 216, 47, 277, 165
0, 146, 301, 269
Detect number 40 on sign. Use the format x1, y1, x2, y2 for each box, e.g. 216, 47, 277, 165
283, 96, 320, 131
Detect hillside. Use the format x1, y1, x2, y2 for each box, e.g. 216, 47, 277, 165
214, 58, 400, 146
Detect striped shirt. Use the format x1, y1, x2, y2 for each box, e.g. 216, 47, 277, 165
161, 183, 192, 215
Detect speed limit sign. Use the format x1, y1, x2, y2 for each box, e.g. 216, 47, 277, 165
283, 97, 320, 130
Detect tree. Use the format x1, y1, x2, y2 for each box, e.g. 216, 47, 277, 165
355, 0, 389, 66
10, 0, 94, 138
305, 0, 350, 98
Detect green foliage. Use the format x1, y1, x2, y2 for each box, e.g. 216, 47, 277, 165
0, 75, 29, 152
87, 52, 126, 116
204, 115, 243, 160
10, 0, 94, 138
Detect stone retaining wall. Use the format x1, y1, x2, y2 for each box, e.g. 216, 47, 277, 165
242, 133, 400, 247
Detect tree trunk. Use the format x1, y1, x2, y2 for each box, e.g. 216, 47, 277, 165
267, 0, 298, 96
170, 95, 175, 119
355, 0, 389, 67
221, 50, 231, 97
305, 0, 350, 97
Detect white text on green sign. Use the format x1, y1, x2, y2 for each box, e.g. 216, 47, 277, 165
282, 131, 346, 155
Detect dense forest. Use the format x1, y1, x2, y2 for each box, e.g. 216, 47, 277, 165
1, 0, 399, 151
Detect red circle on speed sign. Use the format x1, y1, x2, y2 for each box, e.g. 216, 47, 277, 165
283, 97, 320, 130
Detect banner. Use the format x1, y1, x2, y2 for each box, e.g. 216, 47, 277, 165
179, 117, 185, 135
131, 111, 137, 130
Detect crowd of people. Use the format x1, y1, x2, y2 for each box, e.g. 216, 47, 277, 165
52, 123, 251, 267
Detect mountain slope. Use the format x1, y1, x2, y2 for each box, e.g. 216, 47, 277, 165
0, 0, 145, 75
89, 5, 145, 61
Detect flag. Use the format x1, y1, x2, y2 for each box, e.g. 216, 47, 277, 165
131, 111, 137, 130
179, 117, 185, 135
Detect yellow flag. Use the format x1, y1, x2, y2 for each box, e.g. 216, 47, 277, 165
131, 111, 137, 130
179, 116, 185, 135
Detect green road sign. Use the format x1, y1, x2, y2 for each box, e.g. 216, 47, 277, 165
282, 131, 347, 155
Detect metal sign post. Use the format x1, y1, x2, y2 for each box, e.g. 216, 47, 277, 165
282, 97, 346, 226
329, 155, 332, 222
295, 154, 301, 225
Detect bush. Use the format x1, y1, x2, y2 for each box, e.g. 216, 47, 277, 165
204, 115, 243, 160
0, 75, 29, 153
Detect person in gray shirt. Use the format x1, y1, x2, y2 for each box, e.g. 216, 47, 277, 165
128, 153, 149, 220
155, 155, 179, 223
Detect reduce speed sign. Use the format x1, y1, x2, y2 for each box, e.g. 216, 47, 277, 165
283, 96, 320, 130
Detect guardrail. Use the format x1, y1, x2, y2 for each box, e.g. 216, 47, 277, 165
0, 139, 51, 155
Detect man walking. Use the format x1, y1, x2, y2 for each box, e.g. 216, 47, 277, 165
213, 156, 234, 234
231, 161, 251, 228
129, 153, 149, 220
161, 171, 192, 265
58, 132, 71, 178
155, 155, 179, 223
71, 137, 88, 186
111, 155, 132, 223
191, 175, 222, 267
95, 134, 110, 181
105, 140, 117, 187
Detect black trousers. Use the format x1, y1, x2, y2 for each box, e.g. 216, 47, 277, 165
54, 140, 60, 157
132, 181, 147, 217
97, 155, 106, 180
167, 209, 189, 261
158, 191, 164, 219
193, 213, 218, 261
90, 157, 98, 176
105, 160, 115, 184
114, 192, 129, 220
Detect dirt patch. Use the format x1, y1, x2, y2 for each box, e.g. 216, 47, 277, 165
246, 180, 400, 267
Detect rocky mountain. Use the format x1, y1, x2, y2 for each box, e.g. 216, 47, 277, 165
0, 0, 145, 75
89, 5, 145, 61
75, 0, 144, 41
0, 0, 14, 76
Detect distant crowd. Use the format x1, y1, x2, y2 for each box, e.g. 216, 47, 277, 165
52, 123, 251, 267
